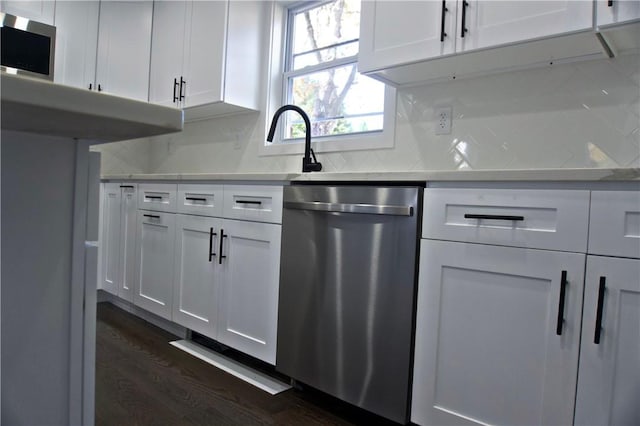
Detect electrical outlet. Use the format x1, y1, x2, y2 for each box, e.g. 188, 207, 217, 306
435, 106, 452, 135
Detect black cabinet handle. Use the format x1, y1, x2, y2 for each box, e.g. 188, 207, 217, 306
186, 197, 207, 202
440, 1, 448, 42
98, 84, 102, 92
173, 78, 179, 103
464, 214, 524, 221
219, 228, 227, 264
556, 270, 568, 336
208, 227, 217, 262
461, 0, 469, 38
594, 277, 606, 344
145, 195, 163, 199
143, 214, 160, 219
179, 76, 186, 101
235, 200, 262, 205
89, 83, 93, 90
119, 185, 134, 189
608, 0, 613, 7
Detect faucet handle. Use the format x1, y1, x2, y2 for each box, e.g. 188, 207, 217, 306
302, 155, 322, 172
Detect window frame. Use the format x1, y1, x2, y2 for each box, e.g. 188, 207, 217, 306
260, 0, 396, 157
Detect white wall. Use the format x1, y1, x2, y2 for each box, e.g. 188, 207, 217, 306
91, 137, 152, 175
94, 52, 640, 175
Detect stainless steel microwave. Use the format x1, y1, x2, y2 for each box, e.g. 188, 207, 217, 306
1, 12, 55, 81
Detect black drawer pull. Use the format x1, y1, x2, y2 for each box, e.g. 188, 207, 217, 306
556, 270, 568, 336
461, 0, 469, 38
173, 78, 179, 103
208, 227, 217, 262
145, 195, 163, 200
608, 0, 613, 7
179, 76, 186, 101
143, 214, 160, 219
186, 197, 207, 202
119, 185, 134, 189
464, 214, 524, 221
594, 276, 606, 344
440, 1, 448, 42
235, 200, 262, 205
219, 229, 227, 264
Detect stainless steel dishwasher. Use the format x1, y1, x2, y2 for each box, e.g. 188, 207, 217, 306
277, 184, 423, 424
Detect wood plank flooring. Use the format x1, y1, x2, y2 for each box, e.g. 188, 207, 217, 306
96, 302, 400, 426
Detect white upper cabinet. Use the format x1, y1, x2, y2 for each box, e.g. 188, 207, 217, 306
456, 1, 592, 53
149, 0, 263, 120
53, 1, 99, 90
95, 1, 153, 101
148, 1, 188, 107
597, 0, 640, 27
595, 0, 640, 54
0, 0, 54, 24
359, 0, 457, 72
359, 0, 601, 86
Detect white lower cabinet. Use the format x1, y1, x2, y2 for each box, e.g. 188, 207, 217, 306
126, 183, 283, 363
574, 256, 640, 426
172, 214, 282, 364
216, 219, 282, 365
173, 214, 220, 338
412, 239, 585, 426
100, 183, 137, 301
134, 210, 176, 320
100, 184, 121, 295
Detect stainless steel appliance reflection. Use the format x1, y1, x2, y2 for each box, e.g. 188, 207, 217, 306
277, 184, 422, 424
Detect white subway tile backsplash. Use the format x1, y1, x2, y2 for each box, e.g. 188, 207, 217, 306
95, 53, 640, 175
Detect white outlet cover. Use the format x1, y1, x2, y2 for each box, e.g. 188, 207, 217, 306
435, 106, 452, 135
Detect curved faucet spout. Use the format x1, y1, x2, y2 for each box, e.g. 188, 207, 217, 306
266, 105, 322, 173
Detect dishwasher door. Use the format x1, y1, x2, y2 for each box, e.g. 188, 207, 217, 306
277, 185, 422, 424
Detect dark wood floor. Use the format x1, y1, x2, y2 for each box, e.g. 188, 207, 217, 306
96, 302, 400, 426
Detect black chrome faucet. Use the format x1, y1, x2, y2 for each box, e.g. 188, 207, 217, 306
266, 105, 322, 173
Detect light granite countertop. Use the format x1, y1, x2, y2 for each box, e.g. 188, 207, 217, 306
102, 168, 640, 182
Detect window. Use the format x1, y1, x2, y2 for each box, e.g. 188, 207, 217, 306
263, 0, 395, 154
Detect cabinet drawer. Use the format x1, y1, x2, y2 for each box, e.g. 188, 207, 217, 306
423, 188, 590, 252
138, 183, 177, 212
588, 190, 640, 259
223, 185, 283, 224
177, 184, 223, 217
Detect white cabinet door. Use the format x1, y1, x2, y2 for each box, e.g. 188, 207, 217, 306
172, 214, 221, 338
95, 1, 152, 101
359, 0, 457, 73
182, 0, 226, 108
100, 183, 121, 295
217, 219, 281, 364
53, 1, 99, 90
597, 0, 640, 27
148, 1, 187, 107
118, 185, 137, 302
457, 1, 593, 53
412, 239, 585, 426
0, 0, 54, 24
575, 255, 640, 426
134, 210, 176, 320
